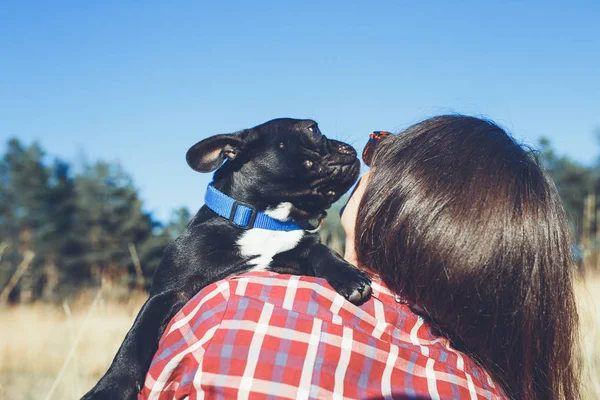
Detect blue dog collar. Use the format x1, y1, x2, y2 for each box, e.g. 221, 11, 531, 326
204, 183, 302, 231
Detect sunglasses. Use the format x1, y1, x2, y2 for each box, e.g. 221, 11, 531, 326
340, 131, 394, 218
362, 131, 393, 167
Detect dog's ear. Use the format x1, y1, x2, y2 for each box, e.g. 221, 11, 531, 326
186, 134, 245, 172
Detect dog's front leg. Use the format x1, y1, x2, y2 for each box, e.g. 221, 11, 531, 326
82, 288, 194, 400
307, 243, 372, 304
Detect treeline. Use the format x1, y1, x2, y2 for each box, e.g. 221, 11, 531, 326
0, 134, 598, 302
538, 137, 597, 243
0, 138, 190, 302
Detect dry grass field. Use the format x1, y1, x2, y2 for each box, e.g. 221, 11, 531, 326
1, 276, 599, 400
0, 290, 147, 400
576, 272, 600, 399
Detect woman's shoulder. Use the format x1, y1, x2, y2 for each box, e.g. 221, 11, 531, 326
223, 272, 507, 398
145, 271, 507, 399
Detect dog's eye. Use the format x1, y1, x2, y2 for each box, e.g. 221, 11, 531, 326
308, 124, 320, 134
303, 160, 313, 169
279, 142, 286, 150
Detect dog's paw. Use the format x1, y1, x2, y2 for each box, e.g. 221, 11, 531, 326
325, 265, 372, 305
308, 244, 373, 305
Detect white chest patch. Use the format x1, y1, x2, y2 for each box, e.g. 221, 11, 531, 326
264, 202, 294, 221
236, 202, 305, 270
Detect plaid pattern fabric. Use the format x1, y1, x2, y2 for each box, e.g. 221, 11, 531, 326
139, 271, 506, 400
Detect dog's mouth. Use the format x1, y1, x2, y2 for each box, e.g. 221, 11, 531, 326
283, 135, 361, 220
313, 157, 361, 206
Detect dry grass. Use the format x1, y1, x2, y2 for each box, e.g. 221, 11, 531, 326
0, 289, 146, 400
0, 278, 599, 400
576, 272, 600, 399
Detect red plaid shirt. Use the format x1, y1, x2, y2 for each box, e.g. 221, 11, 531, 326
140, 271, 506, 399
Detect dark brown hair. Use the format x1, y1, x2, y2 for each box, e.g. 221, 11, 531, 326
356, 115, 580, 399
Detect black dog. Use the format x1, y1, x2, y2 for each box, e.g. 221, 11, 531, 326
83, 118, 372, 399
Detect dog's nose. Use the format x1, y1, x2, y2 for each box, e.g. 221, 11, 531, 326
337, 144, 356, 156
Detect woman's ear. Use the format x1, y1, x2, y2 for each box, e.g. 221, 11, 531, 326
186, 134, 245, 172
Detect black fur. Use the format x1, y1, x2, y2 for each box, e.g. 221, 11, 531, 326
82, 118, 371, 399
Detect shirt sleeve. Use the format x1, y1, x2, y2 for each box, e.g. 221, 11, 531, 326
138, 280, 230, 400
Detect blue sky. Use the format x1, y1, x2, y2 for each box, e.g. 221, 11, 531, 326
1, 1, 599, 222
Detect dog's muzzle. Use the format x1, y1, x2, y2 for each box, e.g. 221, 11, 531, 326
318, 139, 361, 204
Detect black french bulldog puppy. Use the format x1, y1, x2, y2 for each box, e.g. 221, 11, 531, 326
82, 118, 372, 399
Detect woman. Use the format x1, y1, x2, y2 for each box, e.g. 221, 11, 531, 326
140, 115, 579, 399
346, 116, 580, 399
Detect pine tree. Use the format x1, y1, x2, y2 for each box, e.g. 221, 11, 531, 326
43, 160, 82, 298
539, 137, 593, 239
73, 161, 170, 292
0, 139, 52, 301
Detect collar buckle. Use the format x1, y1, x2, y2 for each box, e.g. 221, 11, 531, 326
229, 201, 258, 230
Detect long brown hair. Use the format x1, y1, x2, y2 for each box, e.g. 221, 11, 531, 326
355, 115, 580, 399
